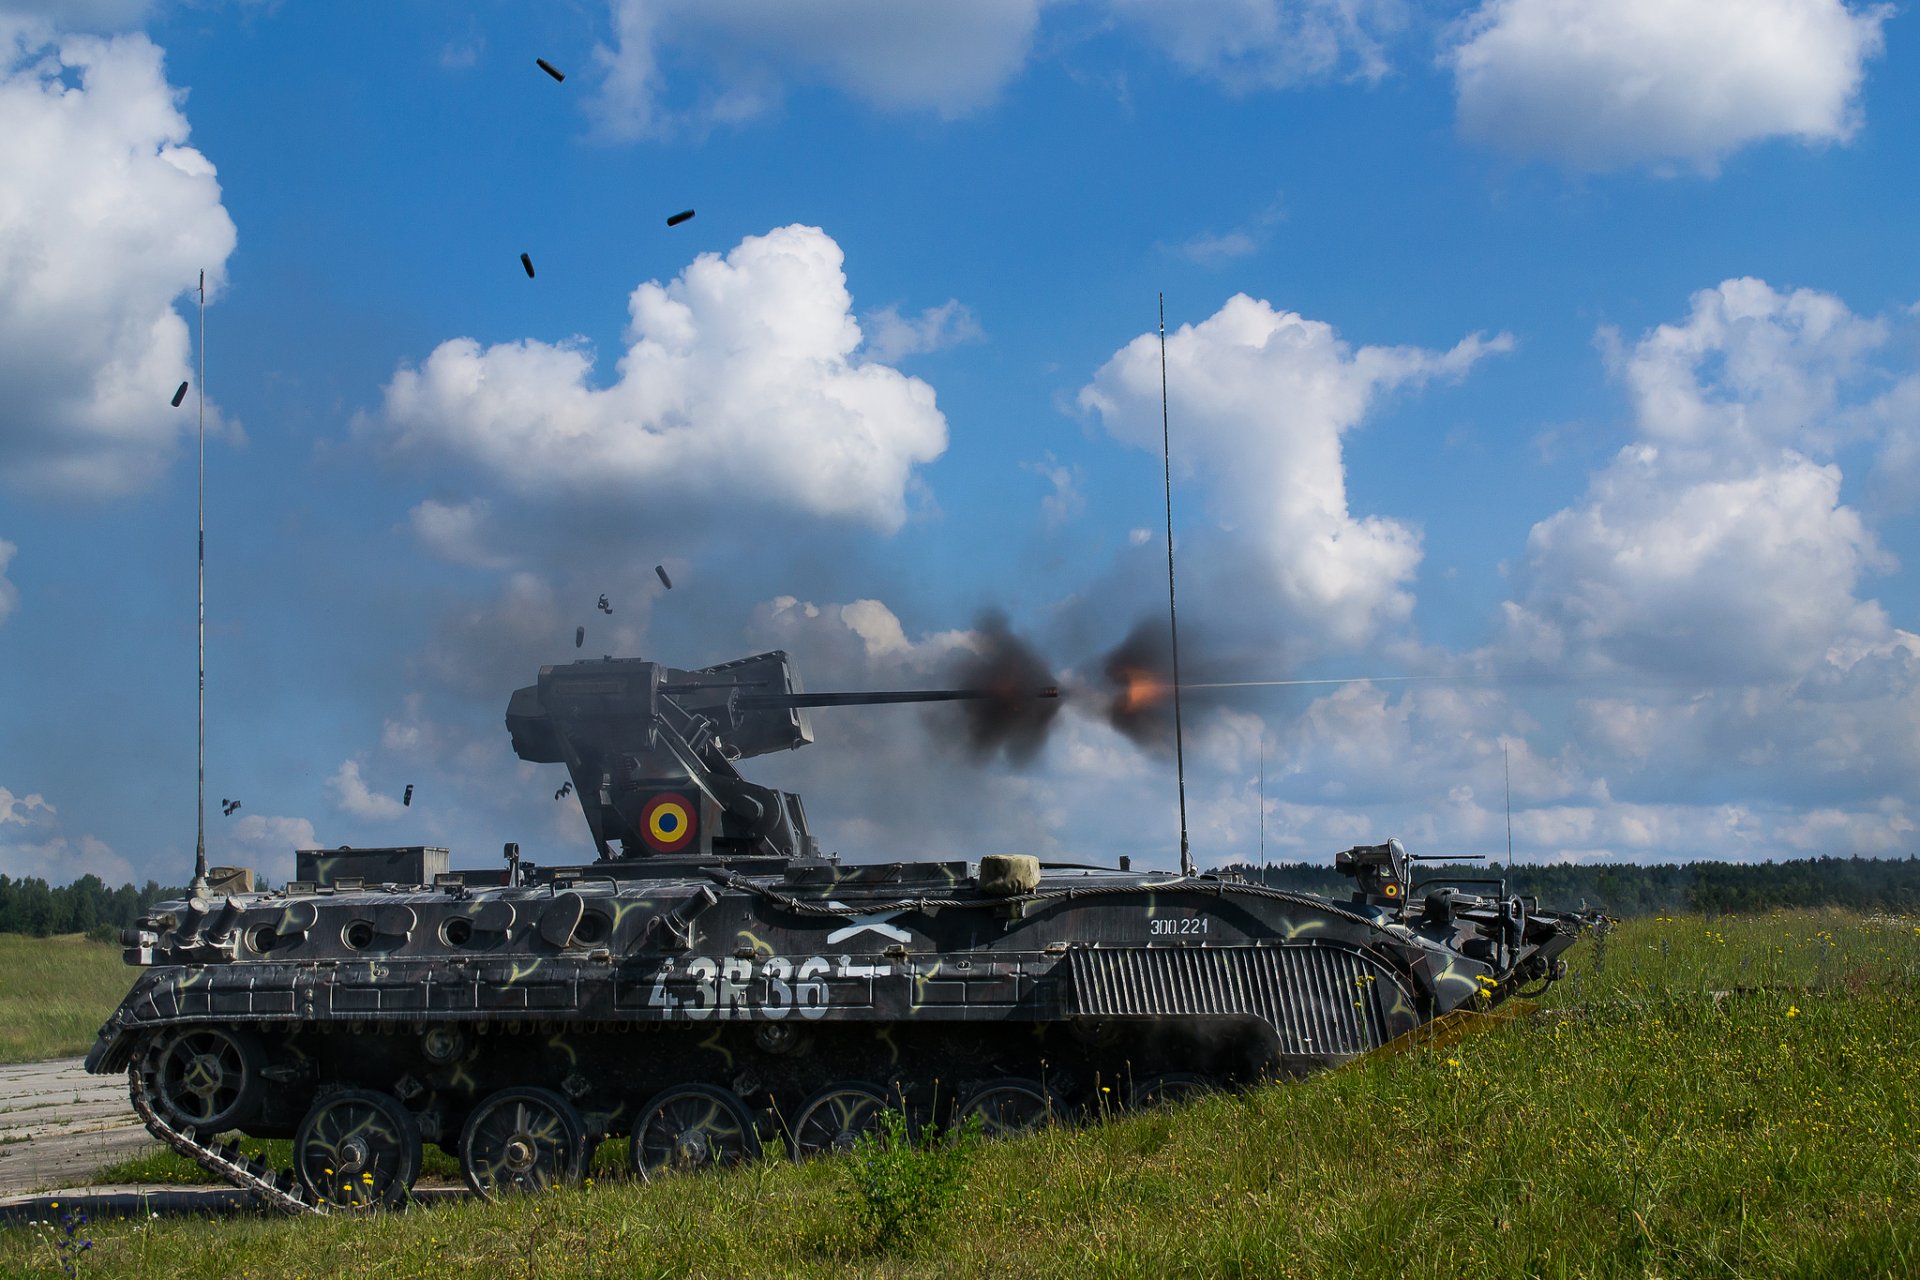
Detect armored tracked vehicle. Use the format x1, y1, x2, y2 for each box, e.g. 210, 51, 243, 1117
87, 651, 1592, 1211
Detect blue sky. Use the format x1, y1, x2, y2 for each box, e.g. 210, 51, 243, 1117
4, 0, 1919, 887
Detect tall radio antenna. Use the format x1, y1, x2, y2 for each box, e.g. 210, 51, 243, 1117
192, 269, 208, 897
1158, 294, 1193, 877
1257, 734, 1266, 874
1502, 739, 1512, 866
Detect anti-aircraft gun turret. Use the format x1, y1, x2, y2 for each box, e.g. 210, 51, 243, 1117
506, 651, 1056, 864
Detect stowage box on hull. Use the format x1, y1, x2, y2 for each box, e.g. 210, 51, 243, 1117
294, 846, 449, 889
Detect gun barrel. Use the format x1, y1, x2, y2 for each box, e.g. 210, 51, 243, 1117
737, 687, 1059, 710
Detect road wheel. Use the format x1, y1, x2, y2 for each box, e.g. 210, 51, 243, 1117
1127, 1072, 1215, 1110
293, 1089, 422, 1209
788, 1082, 897, 1160
459, 1086, 586, 1199
631, 1083, 760, 1179
955, 1077, 1058, 1139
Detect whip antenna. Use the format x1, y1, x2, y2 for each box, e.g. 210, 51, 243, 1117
1158, 294, 1193, 876
1503, 740, 1512, 866
1258, 734, 1265, 875
192, 269, 208, 896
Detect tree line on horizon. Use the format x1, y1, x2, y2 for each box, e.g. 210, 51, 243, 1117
1219, 853, 1920, 916
1, 854, 1916, 939
0, 874, 187, 940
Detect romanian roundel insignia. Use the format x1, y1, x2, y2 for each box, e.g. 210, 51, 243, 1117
639, 792, 696, 853
1382, 882, 1400, 898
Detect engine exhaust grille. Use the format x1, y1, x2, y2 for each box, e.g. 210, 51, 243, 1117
1066, 944, 1408, 1056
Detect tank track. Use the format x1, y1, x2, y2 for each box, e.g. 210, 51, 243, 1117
126, 1068, 322, 1216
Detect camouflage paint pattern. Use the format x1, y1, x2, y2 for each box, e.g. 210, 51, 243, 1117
86, 652, 1595, 1206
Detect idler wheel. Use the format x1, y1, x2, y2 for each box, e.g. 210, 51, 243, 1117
293, 1089, 422, 1209
787, 1082, 898, 1160
955, 1077, 1059, 1139
136, 1026, 264, 1133
630, 1083, 760, 1179
459, 1087, 587, 1199
1126, 1073, 1215, 1110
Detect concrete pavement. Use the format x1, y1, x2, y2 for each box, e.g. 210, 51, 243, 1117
0, 1058, 153, 1198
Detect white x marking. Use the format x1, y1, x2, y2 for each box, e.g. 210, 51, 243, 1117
824, 904, 912, 946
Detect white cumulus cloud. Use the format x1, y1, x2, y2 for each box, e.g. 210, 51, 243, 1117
408, 498, 515, 570
215, 814, 318, 880
1605, 276, 1887, 458
0, 24, 237, 496
1509, 451, 1890, 682
1079, 294, 1509, 654
1479, 278, 1920, 845
1108, 0, 1404, 89
0, 832, 132, 883
1447, 0, 1890, 171
589, 1, 1422, 138
371, 225, 948, 534
592, 0, 1043, 138
0, 784, 54, 826
860, 299, 984, 363
327, 760, 406, 820
1773, 801, 1916, 856
1166, 196, 1287, 268
1501, 279, 1899, 684
0, 781, 129, 881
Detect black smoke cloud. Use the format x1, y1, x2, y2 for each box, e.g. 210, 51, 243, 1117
1102, 616, 1177, 748
934, 609, 1249, 763
1098, 614, 1242, 752
948, 610, 1061, 764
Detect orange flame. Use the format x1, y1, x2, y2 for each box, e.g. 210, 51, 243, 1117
1114, 666, 1169, 714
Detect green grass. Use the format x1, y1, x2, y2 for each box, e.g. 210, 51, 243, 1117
87, 1141, 623, 1188
85, 1140, 466, 1189
4, 909, 1918, 1279
0, 934, 135, 1064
